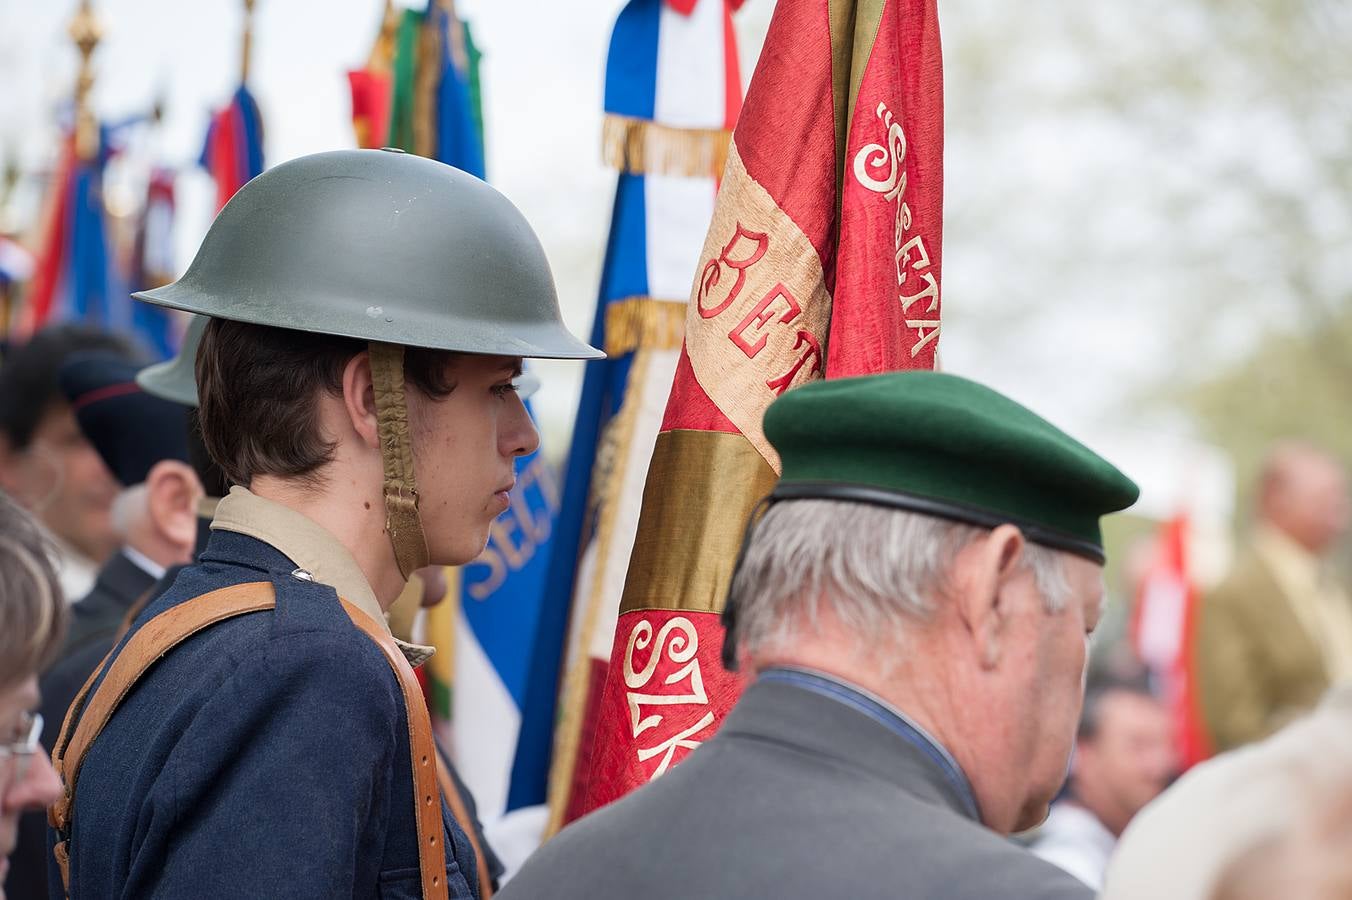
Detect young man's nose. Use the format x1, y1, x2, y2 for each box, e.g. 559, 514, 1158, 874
504, 394, 541, 459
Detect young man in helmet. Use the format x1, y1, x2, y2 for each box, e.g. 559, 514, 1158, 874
47, 149, 600, 900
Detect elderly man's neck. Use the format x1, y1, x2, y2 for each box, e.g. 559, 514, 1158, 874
748, 608, 1026, 833
749, 616, 965, 751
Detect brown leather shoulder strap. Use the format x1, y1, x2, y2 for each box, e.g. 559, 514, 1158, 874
48, 581, 454, 900
435, 749, 494, 899
339, 598, 450, 900
49, 581, 278, 895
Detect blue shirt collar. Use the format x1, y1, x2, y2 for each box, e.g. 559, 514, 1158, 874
758, 666, 980, 820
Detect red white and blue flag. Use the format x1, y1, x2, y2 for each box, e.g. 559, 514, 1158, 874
200, 85, 264, 213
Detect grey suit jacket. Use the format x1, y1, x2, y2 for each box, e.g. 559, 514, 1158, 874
502, 678, 1091, 899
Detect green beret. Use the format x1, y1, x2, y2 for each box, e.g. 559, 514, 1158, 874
762, 371, 1139, 563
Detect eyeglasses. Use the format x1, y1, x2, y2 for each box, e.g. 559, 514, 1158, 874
0, 711, 44, 784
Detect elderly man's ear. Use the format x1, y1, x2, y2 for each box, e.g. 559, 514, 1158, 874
146, 459, 204, 563
948, 524, 1027, 671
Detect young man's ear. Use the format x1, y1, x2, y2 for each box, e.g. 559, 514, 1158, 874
145, 460, 205, 562
949, 524, 1026, 671
341, 351, 380, 450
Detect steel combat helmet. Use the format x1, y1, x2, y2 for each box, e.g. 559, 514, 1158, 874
136, 314, 207, 407
134, 148, 598, 359
136, 313, 544, 408
134, 149, 601, 578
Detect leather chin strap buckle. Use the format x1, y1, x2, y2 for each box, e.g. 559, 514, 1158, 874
369, 342, 431, 579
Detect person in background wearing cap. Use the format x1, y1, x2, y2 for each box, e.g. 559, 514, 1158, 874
54, 352, 203, 655
0, 325, 140, 600
47, 149, 599, 900
4, 352, 202, 900
500, 371, 1138, 900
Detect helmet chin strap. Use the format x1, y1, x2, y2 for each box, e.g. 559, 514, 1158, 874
368, 342, 430, 580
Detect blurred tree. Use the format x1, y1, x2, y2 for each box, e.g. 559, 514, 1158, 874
938, 1, 1352, 508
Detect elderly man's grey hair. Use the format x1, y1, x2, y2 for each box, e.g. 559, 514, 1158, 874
728, 499, 1072, 662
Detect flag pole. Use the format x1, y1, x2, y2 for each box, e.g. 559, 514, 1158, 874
240, 0, 256, 84
68, 0, 102, 162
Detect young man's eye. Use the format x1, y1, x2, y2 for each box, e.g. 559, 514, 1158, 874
493, 382, 519, 399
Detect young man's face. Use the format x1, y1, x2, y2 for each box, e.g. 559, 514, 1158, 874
408, 354, 539, 566
0, 405, 120, 563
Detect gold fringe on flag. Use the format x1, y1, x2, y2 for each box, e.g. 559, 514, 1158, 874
601, 114, 731, 179
603, 297, 687, 356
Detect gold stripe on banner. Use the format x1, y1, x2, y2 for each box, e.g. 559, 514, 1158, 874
604, 297, 687, 356
544, 346, 659, 838
829, 0, 888, 203
602, 114, 732, 179
619, 429, 777, 616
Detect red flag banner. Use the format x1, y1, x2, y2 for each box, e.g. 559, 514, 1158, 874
579, 0, 943, 816
1133, 512, 1212, 769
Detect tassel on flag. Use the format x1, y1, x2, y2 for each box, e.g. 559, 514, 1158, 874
1133, 512, 1213, 769
199, 85, 264, 213
539, 0, 744, 834
578, 0, 944, 817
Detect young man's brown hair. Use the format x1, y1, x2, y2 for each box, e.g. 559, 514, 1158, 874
195, 317, 458, 487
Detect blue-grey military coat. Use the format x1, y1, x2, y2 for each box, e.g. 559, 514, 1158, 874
49, 530, 481, 899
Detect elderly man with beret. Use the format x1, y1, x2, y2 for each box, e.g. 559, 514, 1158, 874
501, 370, 1138, 900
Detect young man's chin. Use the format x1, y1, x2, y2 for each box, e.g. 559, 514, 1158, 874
439, 532, 493, 568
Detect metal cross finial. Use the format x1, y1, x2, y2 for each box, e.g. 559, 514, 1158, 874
68, 0, 103, 160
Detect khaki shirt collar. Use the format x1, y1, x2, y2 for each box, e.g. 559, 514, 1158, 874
211, 486, 435, 667
1255, 524, 1323, 596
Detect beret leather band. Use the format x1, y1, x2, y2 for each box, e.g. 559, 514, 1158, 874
767, 482, 1108, 565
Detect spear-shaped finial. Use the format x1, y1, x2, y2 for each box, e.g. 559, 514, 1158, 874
68, 0, 103, 160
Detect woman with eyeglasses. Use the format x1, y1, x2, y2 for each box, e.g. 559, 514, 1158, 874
0, 490, 67, 896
